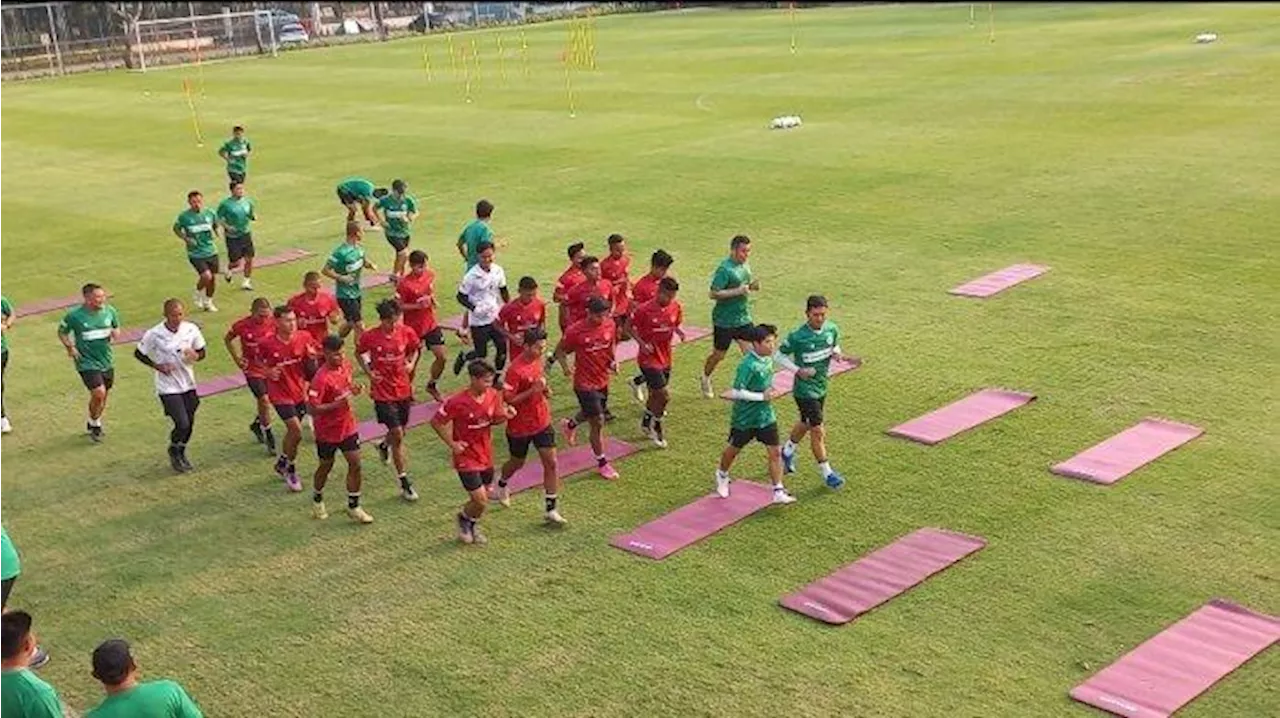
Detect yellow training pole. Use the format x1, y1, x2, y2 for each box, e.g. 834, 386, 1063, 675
789, 2, 797, 55
520, 28, 530, 77
969, 4, 976, 28
462, 46, 473, 103
988, 3, 995, 43
422, 43, 432, 82
181, 78, 205, 146
447, 33, 457, 74
562, 49, 576, 118
470, 36, 481, 84
497, 33, 507, 83
586, 7, 597, 69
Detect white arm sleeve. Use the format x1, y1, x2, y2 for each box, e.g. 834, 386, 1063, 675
772, 352, 799, 372
726, 388, 766, 402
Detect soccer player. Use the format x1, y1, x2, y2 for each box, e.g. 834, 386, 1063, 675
453, 241, 509, 379
714, 324, 795, 505
335, 177, 387, 227
600, 233, 633, 338
627, 249, 675, 401
496, 276, 547, 370
85, 639, 203, 718
456, 199, 495, 271
551, 296, 620, 479
498, 328, 565, 524
776, 295, 846, 489
133, 299, 207, 474
395, 250, 447, 401
1, 612, 62, 717
225, 297, 278, 454
2, 294, 13, 434
56, 283, 121, 442
215, 181, 258, 291
261, 305, 320, 492
431, 360, 516, 545
356, 299, 420, 502
288, 271, 341, 346
172, 190, 221, 312
564, 255, 613, 329
375, 179, 418, 277
308, 335, 374, 524
552, 242, 586, 331
323, 221, 378, 338
631, 277, 685, 448
2, 527, 49, 669
702, 235, 759, 398
217, 124, 251, 184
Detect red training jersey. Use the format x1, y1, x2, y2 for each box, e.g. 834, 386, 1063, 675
497, 296, 547, 358
630, 273, 662, 310
395, 269, 439, 337
432, 388, 506, 471
260, 331, 319, 405
503, 351, 552, 438
288, 291, 340, 345
565, 278, 614, 326
561, 317, 617, 391
631, 299, 684, 370
553, 264, 585, 305
307, 360, 359, 444
600, 254, 632, 316
226, 315, 275, 378
356, 324, 420, 402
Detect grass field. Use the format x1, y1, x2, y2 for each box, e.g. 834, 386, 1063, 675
2, 3, 1278, 716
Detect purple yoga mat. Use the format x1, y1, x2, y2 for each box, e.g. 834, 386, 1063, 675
229, 248, 314, 272
772, 356, 862, 395
440, 314, 464, 332
779, 528, 986, 625
610, 480, 776, 560
1070, 600, 1279, 717
15, 292, 111, 319
112, 327, 147, 345
321, 272, 395, 297
505, 437, 639, 495
197, 373, 248, 398
1051, 418, 1204, 486
614, 326, 712, 363
949, 263, 1049, 298
887, 388, 1036, 445
357, 400, 440, 443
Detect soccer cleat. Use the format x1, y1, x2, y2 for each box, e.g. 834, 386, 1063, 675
603, 408, 616, 424
192, 290, 205, 309
263, 428, 277, 455
452, 351, 467, 376
715, 473, 731, 498
223, 270, 234, 284
400, 484, 419, 502
457, 513, 474, 544
285, 468, 303, 492
168, 447, 185, 473
249, 420, 264, 444
29, 647, 50, 670
700, 375, 714, 398
630, 380, 648, 404
376, 441, 390, 465
426, 381, 442, 402
241, 278, 253, 291
347, 506, 374, 524
598, 462, 619, 481
178, 449, 194, 472
545, 509, 567, 525
204, 299, 218, 313
772, 488, 797, 505
645, 424, 668, 449
274, 455, 289, 478
312, 501, 329, 520
1, 417, 11, 434
88, 423, 103, 443
471, 528, 489, 545
496, 485, 511, 507
561, 418, 577, 446
781, 446, 797, 475
824, 470, 846, 490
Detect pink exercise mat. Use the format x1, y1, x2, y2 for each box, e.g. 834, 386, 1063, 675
949, 264, 1049, 298
772, 356, 862, 395
613, 326, 712, 363
1051, 418, 1204, 485
610, 480, 777, 560
231, 248, 314, 272
357, 400, 440, 443
196, 373, 248, 398
14, 292, 112, 319
505, 437, 639, 495
887, 388, 1036, 445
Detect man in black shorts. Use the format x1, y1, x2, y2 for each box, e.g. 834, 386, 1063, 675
713, 324, 796, 504
497, 328, 566, 524
355, 299, 420, 502
702, 235, 760, 398
216, 181, 258, 291
307, 335, 373, 524
56, 283, 122, 442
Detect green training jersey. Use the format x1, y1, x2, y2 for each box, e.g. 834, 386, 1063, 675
215, 196, 256, 238
85, 679, 204, 718
1, 295, 12, 354
458, 219, 494, 269
1, 668, 63, 718
377, 194, 417, 239
709, 257, 753, 328
57, 304, 120, 373
1, 525, 20, 580
779, 320, 841, 400
337, 177, 376, 200
326, 243, 366, 300
219, 136, 251, 174
173, 209, 219, 259
730, 351, 777, 430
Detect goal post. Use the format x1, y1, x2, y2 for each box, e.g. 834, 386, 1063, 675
132, 9, 279, 72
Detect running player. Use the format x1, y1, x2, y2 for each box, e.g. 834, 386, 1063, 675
308, 335, 374, 524
452, 242, 509, 379
355, 299, 420, 502
702, 235, 759, 398
563, 255, 613, 328
323, 221, 377, 338
627, 249, 675, 401
630, 277, 685, 448
431, 360, 516, 545
777, 295, 846, 489
335, 177, 387, 227
260, 305, 320, 492
600, 234, 633, 339
133, 299, 207, 474
2, 294, 13, 434
217, 124, 251, 184
456, 199, 495, 271
172, 190, 221, 312
551, 296, 620, 479
714, 324, 795, 504
288, 272, 341, 346
497, 327, 565, 523
225, 298, 278, 454
375, 179, 417, 277
56, 284, 121, 442
395, 250, 447, 401
552, 242, 586, 332
216, 181, 257, 291
496, 276, 546, 371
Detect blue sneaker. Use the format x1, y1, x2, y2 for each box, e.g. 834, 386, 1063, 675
824, 470, 845, 490
781, 447, 797, 475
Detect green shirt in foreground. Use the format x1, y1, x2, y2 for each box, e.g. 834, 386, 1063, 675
218, 136, 251, 174
215, 196, 256, 238
1, 668, 63, 718
377, 194, 417, 239
337, 177, 376, 200
730, 351, 776, 430
709, 257, 752, 328
1, 295, 12, 353
173, 209, 219, 259
85, 680, 203, 718
326, 243, 367, 300
57, 304, 120, 372
458, 219, 493, 269
1, 525, 20, 580
778, 320, 841, 400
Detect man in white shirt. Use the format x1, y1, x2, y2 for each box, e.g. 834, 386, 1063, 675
134, 298, 207, 473
452, 241, 510, 381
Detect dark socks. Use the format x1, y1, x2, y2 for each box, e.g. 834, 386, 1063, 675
642, 410, 654, 429
313, 491, 323, 504
545, 494, 558, 512
347, 493, 360, 509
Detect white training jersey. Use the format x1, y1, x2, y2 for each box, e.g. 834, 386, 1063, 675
137, 320, 207, 395
459, 263, 507, 327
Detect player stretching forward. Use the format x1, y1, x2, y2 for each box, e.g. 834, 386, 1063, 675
714, 324, 796, 505
356, 299, 420, 502
172, 190, 221, 312
453, 242, 509, 379
456, 200, 496, 271
375, 179, 417, 277
552, 242, 587, 331
552, 297, 620, 479
600, 234, 633, 338
261, 306, 320, 492
631, 278, 685, 448
777, 295, 846, 489
134, 299, 206, 473
225, 298, 278, 454
218, 125, 251, 184
627, 249, 675, 402
57, 283, 121, 442
335, 177, 387, 227
496, 276, 546, 375
308, 335, 373, 524
288, 272, 341, 346
497, 328, 564, 523
323, 222, 378, 338
431, 360, 516, 545
396, 250, 447, 401
216, 181, 257, 290
702, 235, 759, 398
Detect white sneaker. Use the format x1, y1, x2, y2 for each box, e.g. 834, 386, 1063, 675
545, 509, 567, 525
241, 278, 253, 291
496, 485, 511, 508
700, 375, 714, 399
203, 299, 218, 312
645, 425, 667, 449
715, 472, 731, 498
223, 270, 234, 283
772, 488, 797, 505
1, 417, 11, 434
192, 291, 206, 309
630, 380, 648, 404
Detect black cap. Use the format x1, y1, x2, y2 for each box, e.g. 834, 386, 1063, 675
91, 639, 134, 685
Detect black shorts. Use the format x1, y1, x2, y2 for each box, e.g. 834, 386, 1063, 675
574, 387, 609, 419
728, 422, 780, 449
228, 170, 246, 184
159, 390, 200, 419
189, 255, 221, 276
796, 396, 825, 427
79, 368, 115, 391
375, 399, 412, 429
713, 324, 755, 352
386, 234, 411, 252
274, 402, 307, 421
507, 425, 556, 459
337, 297, 363, 323
226, 234, 255, 263
421, 327, 445, 348
641, 367, 671, 391
1, 577, 13, 609
246, 376, 268, 399
458, 468, 495, 492
336, 187, 359, 205
317, 433, 360, 460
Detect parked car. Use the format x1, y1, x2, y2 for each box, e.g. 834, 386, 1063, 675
409, 12, 453, 33
275, 23, 309, 46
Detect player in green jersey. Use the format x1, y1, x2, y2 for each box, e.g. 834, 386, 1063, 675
776, 295, 846, 489
323, 222, 378, 338
702, 235, 760, 398
56, 283, 121, 442
375, 178, 419, 277
714, 324, 796, 505
456, 199, 496, 270
216, 181, 258, 291
172, 190, 221, 312
86, 639, 203, 718
2, 612, 61, 716
335, 177, 388, 228
1, 295, 13, 434
217, 125, 251, 184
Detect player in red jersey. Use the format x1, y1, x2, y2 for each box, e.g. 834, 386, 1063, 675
496, 327, 565, 524
551, 242, 586, 331
627, 249, 676, 401
551, 296, 620, 480
287, 271, 341, 346
223, 297, 278, 454
355, 299, 421, 502
260, 305, 320, 492
600, 234, 632, 339
395, 250, 448, 401
564, 256, 614, 328
430, 360, 516, 545
307, 334, 373, 524
496, 276, 547, 368
630, 277, 685, 448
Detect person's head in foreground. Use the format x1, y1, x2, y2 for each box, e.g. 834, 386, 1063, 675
376, 298, 401, 331
409, 250, 429, 275
806, 294, 828, 329
323, 334, 345, 368
1, 611, 39, 668
91, 639, 137, 691
730, 234, 751, 263
586, 296, 609, 326
657, 277, 680, 306
467, 359, 496, 393
517, 276, 538, 303
749, 323, 776, 356
476, 241, 495, 270
649, 249, 674, 277
522, 327, 547, 359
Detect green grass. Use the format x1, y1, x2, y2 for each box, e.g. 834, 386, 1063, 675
2, 3, 1278, 716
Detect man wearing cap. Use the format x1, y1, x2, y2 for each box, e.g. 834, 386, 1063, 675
85, 638, 203, 717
